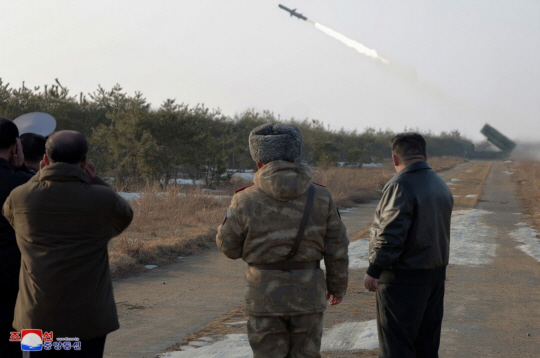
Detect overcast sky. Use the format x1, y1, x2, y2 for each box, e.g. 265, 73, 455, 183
2, 1, 539, 142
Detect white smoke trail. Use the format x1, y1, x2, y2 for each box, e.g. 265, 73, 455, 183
313, 22, 389, 64
308, 19, 520, 141
308, 19, 478, 128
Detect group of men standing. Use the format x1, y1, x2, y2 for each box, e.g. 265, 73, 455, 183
0, 116, 452, 358
218, 124, 453, 358
0, 118, 133, 357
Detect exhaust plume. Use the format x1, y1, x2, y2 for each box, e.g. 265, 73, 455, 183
313, 22, 389, 65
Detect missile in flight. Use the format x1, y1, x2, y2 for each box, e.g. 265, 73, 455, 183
278, 4, 308, 21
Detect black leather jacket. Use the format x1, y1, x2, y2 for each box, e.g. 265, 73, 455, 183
367, 161, 453, 281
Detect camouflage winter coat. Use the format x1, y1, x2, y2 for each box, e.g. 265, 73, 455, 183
216, 160, 348, 316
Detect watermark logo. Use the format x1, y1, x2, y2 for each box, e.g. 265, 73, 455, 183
9, 330, 81, 351
21, 329, 43, 351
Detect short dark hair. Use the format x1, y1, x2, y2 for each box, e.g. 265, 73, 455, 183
20, 133, 46, 161
391, 133, 426, 160
46, 131, 88, 164
0, 117, 19, 150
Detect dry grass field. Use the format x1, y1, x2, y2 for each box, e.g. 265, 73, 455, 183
109, 188, 228, 278
311, 165, 394, 207
508, 159, 540, 229
301, 156, 462, 208
109, 156, 464, 278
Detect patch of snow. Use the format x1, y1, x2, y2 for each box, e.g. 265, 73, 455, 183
188, 341, 211, 347
330, 210, 499, 269
515, 222, 528, 227
119, 192, 141, 201
120, 192, 232, 202
176, 192, 232, 200
347, 239, 370, 269
509, 226, 540, 262
160, 334, 251, 358
232, 173, 255, 181
206, 195, 232, 201
178, 256, 186, 260
161, 320, 379, 357
321, 239, 369, 271
205, 195, 232, 201
362, 163, 383, 168
228, 169, 254, 174
327, 210, 499, 269
175, 345, 195, 353
465, 194, 477, 198
168, 178, 206, 185
450, 178, 461, 182
198, 337, 214, 342
144, 265, 158, 269
321, 320, 378, 351
453, 195, 461, 198
450, 209, 497, 266
225, 321, 247, 326
201, 189, 225, 193
503, 171, 514, 175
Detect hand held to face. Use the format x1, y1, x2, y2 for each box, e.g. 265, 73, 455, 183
84, 162, 97, 180
10, 138, 25, 169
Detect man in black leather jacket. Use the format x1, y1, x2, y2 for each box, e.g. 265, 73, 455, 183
364, 133, 453, 358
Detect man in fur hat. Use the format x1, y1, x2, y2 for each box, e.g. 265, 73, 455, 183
217, 123, 349, 358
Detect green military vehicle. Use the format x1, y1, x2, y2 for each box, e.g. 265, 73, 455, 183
469, 124, 516, 159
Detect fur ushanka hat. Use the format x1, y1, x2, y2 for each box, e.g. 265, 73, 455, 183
249, 123, 302, 164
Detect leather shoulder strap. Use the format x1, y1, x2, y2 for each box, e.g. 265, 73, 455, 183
285, 184, 315, 261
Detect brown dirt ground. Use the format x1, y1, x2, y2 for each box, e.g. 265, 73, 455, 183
156, 162, 481, 357
107, 161, 540, 357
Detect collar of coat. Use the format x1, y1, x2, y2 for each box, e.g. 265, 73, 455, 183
38, 162, 92, 184
383, 160, 432, 191
254, 160, 312, 201
0, 157, 13, 170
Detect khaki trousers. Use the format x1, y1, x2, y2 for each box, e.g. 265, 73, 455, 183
247, 312, 324, 358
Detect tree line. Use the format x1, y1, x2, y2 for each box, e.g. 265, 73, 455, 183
0, 79, 474, 190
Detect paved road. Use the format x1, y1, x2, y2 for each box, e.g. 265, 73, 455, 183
105, 250, 245, 357
440, 161, 540, 357
104, 179, 388, 357
105, 161, 540, 357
